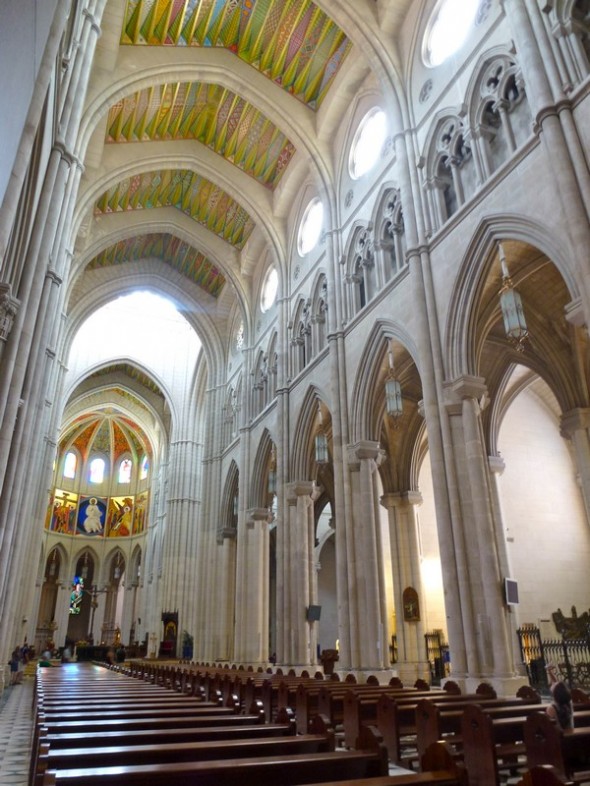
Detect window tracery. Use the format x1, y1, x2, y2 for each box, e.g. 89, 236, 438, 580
379, 190, 407, 281
471, 56, 530, 179
543, 1, 590, 88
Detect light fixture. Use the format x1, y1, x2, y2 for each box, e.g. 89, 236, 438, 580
268, 445, 277, 494
385, 343, 403, 421
498, 242, 528, 352
314, 403, 329, 464
80, 551, 89, 580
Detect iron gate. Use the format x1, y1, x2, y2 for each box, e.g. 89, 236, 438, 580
517, 623, 590, 689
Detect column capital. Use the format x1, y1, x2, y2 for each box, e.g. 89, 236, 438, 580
380, 490, 423, 510
488, 454, 506, 475
443, 375, 488, 409
0, 283, 20, 342
285, 481, 320, 505
561, 408, 590, 437
245, 507, 271, 528
347, 440, 387, 468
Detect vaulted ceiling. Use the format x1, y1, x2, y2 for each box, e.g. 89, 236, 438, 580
75, 0, 385, 312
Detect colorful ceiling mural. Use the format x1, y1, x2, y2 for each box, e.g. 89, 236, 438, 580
87, 233, 226, 297
94, 169, 255, 249
61, 411, 152, 462
106, 82, 296, 190
120, 0, 352, 110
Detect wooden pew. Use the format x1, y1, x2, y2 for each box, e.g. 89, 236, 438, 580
414, 698, 556, 761
524, 712, 590, 784
40, 745, 389, 786
35, 732, 336, 786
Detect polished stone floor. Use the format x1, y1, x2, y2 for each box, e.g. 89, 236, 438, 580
0, 677, 35, 786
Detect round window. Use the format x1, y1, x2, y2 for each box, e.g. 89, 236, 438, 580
298, 198, 324, 256
423, 0, 479, 68
349, 108, 387, 179
261, 267, 279, 312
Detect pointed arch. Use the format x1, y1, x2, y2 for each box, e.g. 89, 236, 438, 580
250, 429, 277, 509
291, 386, 332, 481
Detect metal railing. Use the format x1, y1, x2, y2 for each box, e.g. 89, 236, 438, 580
517, 623, 590, 689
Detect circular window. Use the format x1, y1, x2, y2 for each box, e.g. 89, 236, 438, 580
261, 267, 279, 312
349, 108, 387, 179
298, 198, 324, 256
423, 0, 479, 68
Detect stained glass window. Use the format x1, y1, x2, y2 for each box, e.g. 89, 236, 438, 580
118, 458, 132, 484
69, 576, 84, 615
89, 457, 105, 483
64, 452, 77, 479
140, 455, 149, 480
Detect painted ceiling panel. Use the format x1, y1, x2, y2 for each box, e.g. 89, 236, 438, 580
61, 412, 152, 462
94, 169, 254, 249
106, 82, 296, 190
120, 0, 352, 109
88, 233, 226, 298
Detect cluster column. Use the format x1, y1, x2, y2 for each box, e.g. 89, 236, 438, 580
380, 492, 430, 683
346, 441, 390, 674
282, 481, 319, 666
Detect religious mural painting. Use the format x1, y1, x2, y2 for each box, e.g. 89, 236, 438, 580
76, 495, 107, 536
132, 490, 148, 535
47, 489, 78, 534
107, 496, 134, 537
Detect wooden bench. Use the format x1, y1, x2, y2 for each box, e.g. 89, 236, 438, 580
524, 712, 590, 784
414, 698, 557, 760
40, 747, 388, 786
35, 732, 336, 786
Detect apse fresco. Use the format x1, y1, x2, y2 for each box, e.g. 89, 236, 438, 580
45, 490, 148, 538
107, 496, 134, 537
47, 490, 78, 534
133, 491, 149, 534
76, 496, 108, 536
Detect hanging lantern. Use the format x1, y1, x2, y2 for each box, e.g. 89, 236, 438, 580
385, 346, 403, 420
498, 243, 528, 352
315, 432, 329, 464
268, 446, 277, 493
314, 403, 329, 464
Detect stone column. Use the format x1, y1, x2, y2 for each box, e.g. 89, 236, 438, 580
444, 375, 527, 693
346, 441, 390, 674
561, 408, 590, 526
234, 508, 271, 663
283, 481, 319, 666
380, 492, 430, 684
504, 0, 590, 311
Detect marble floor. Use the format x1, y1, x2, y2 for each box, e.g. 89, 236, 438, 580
0, 677, 35, 786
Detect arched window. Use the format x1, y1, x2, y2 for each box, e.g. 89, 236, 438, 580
422, 0, 479, 68
312, 276, 328, 353
379, 189, 406, 281
89, 457, 105, 484
140, 455, 149, 480
298, 198, 324, 256
347, 227, 374, 315
261, 266, 278, 312
118, 458, 132, 484
424, 116, 471, 228
470, 56, 531, 179
349, 108, 387, 179
64, 452, 77, 479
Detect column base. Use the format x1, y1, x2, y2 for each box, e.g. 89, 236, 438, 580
334, 668, 397, 685
443, 675, 530, 697
394, 660, 432, 687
